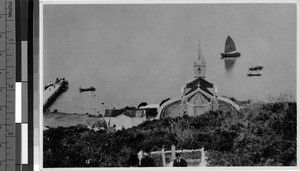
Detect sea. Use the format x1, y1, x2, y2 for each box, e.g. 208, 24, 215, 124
45, 48, 296, 116
43, 4, 296, 115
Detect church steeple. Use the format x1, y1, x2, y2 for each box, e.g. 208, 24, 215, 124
197, 42, 206, 64
193, 41, 206, 79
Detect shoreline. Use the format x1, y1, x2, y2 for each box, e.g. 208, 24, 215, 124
43, 98, 296, 130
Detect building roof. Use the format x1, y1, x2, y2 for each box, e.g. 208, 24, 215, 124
105, 109, 145, 118
187, 92, 210, 105
92, 120, 107, 129
185, 77, 214, 96
139, 104, 159, 109
104, 109, 123, 117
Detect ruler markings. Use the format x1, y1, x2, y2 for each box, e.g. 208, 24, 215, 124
3, 0, 7, 168
2, 0, 16, 170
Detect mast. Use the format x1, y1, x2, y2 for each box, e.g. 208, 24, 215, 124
224, 36, 236, 53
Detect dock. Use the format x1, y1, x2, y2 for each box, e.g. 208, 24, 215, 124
43, 78, 69, 110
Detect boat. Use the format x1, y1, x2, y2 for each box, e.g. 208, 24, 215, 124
247, 73, 261, 77
249, 65, 263, 71
79, 86, 96, 92
221, 36, 241, 58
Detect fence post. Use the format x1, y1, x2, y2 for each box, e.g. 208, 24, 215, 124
199, 147, 207, 167
171, 145, 176, 161
138, 150, 143, 166
161, 146, 166, 167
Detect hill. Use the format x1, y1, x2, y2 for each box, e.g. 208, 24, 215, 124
44, 112, 104, 129
43, 101, 296, 167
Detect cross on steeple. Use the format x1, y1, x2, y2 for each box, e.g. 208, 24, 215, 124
197, 82, 201, 89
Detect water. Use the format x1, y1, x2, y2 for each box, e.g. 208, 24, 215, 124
43, 4, 296, 114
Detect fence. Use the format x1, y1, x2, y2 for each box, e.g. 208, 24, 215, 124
138, 145, 207, 167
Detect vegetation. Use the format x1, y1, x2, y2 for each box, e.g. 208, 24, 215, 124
44, 101, 296, 167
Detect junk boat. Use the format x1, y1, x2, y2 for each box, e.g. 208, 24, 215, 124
249, 65, 263, 71
221, 35, 241, 58
43, 78, 69, 110
79, 86, 96, 92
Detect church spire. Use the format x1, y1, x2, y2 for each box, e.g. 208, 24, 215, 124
193, 40, 206, 79
197, 41, 206, 64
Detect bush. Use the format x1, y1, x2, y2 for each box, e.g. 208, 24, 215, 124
44, 102, 296, 167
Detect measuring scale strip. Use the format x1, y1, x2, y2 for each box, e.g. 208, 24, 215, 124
0, 0, 16, 171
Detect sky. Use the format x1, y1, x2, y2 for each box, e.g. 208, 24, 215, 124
43, 3, 296, 113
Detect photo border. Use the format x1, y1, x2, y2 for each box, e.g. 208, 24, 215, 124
37, 0, 300, 170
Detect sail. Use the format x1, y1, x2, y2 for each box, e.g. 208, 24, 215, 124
224, 36, 236, 53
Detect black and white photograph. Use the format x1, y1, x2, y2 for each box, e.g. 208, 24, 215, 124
41, 2, 297, 167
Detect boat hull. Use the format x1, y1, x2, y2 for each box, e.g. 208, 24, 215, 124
247, 73, 261, 77
221, 52, 241, 58
79, 87, 96, 92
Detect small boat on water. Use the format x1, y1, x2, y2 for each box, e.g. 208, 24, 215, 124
79, 86, 96, 92
221, 36, 241, 58
249, 65, 263, 71
247, 73, 261, 77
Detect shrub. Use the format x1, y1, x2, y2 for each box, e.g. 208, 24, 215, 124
44, 102, 296, 167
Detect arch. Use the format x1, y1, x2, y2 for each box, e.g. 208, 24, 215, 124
157, 97, 181, 119
218, 96, 240, 111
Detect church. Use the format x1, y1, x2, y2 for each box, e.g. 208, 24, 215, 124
159, 43, 219, 118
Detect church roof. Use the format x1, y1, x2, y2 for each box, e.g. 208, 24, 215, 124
187, 92, 210, 105
185, 77, 214, 96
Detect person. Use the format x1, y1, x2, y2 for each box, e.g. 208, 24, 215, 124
140, 148, 155, 167
173, 153, 187, 167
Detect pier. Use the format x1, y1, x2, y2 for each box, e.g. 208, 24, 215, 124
43, 78, 69, 110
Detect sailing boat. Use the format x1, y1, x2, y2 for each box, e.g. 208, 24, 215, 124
221, 35, 241, 58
